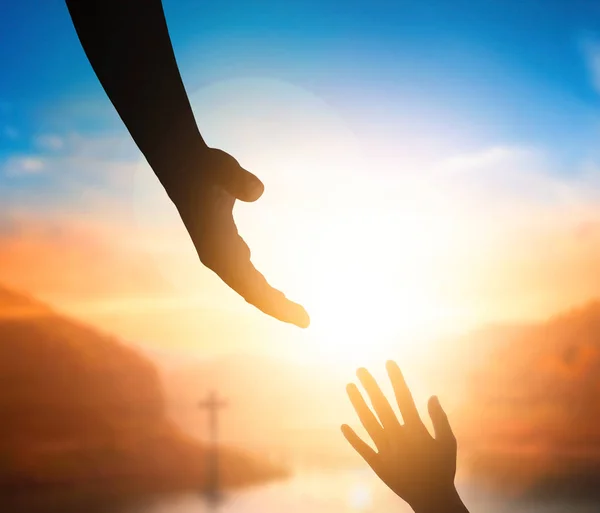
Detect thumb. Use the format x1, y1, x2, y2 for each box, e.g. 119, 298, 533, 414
207, 148, 264, 202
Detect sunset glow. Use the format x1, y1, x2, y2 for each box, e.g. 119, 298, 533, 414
1, 5, 600, 369
4, 1, 600, 509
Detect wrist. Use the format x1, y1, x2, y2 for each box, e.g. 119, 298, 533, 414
150, 137, 211, 201
411, 485, 468, 513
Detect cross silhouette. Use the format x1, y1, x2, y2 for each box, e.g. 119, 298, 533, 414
198, 390, 228, 507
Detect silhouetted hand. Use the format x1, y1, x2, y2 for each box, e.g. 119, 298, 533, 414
65, 0, 309, 329
342, 361, 469, 513
167, 147, 310, 328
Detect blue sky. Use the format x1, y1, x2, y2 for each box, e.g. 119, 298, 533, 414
0, 0, 598, 230
1, 0, 600, 159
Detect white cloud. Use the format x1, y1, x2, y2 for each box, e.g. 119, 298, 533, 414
2, 132, 138, 187
429, 145, 574, 209
35, 134, 64, 151
3, 157, 46, 177
0, 133, 141, 223
355, 143, 596, 233
436, 146, 538, 174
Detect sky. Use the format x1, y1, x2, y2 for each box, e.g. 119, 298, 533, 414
2, 0, 600, 366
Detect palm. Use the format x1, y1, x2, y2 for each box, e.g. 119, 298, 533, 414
169, 147, 309, 328
375, 420, 455, 503
342, 361, 459, 513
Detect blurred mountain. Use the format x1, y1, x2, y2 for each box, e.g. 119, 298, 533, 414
454, 300, 600, 501
0, 286, 287, 512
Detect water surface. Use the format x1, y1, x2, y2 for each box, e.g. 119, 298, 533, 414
136, 470, 599, 513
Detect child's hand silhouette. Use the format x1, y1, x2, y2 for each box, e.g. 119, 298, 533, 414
342, 361, 469, 513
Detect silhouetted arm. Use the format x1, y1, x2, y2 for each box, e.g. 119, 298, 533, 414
65, 0, 309, 328
342, 361, 470, 513
65, 0, 203, 192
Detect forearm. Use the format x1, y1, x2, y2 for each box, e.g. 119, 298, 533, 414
65, 0, 207, 190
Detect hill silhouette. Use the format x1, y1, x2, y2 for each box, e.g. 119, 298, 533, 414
0, 286, 287, 512
455, 301, 600, 502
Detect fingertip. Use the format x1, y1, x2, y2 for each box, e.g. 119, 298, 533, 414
340, 424, 355, 439
295, 306, 310, 328
268, 293, 308, 328
340, 425, 352, 443
428, 395, 442, 413
251, 286, 308, 328
225, 161, 264, 202
283, 302, 309, 328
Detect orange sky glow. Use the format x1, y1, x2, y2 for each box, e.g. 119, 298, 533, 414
2, 78, 600, 376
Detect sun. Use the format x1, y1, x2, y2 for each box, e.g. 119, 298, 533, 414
284, 210, 453, 370
128, 76, 481, 364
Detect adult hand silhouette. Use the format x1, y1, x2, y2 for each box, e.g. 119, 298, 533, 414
65, 0, 309, 329
166, 146, 310, 328
342, 361, 469, 513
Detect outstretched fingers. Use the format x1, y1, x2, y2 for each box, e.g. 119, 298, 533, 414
386, 361, 424, 429
224, 247, 310, 328
346, 383, 387, 450
357, 367, 402, 432
200, 187, 309, 328
428, 396, 457, 452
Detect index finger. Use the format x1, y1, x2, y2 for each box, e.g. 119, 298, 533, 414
195, 186, 309, 328
357, 367, 402, 432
